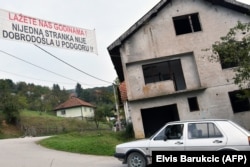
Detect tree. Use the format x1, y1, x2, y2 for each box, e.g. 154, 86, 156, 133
75, 83, 83, 98
47, 84, 68, 111
206, 21, 250, 90
0, 94, 20, 125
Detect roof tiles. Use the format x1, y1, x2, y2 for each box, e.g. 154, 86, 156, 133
54, 96, 94, 111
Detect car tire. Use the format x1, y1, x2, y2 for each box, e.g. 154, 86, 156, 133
127, 152, 146, 167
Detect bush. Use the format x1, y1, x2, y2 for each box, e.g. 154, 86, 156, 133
122, 123, 134, 139
1, 95, 20, 125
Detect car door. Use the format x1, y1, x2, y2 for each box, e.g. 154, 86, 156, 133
149, 124, 185, 151
185, 122, 227, 150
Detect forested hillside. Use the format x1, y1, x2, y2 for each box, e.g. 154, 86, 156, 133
0, 79, 115, 119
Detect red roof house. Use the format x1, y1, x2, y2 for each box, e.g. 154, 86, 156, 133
54, 95, 95, 119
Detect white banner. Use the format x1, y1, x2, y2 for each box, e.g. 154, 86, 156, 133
0, 9, 98, 54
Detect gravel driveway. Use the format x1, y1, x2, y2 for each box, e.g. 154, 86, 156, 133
0, 136, 126, 167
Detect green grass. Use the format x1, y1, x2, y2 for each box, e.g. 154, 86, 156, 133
19, 110, 111, 136
38, 131, 133, 156
1, 110, 134, 156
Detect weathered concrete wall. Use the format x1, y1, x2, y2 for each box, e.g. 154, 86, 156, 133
125, 53, 201, 100
119, 0, 250, 138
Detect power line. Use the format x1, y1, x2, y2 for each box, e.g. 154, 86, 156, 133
34, 44, 113, 84
0, 49, 80, 83
0, 68, 76, 86
0, 68, 111, 87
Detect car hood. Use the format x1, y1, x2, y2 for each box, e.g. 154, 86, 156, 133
117, 139, 150, 148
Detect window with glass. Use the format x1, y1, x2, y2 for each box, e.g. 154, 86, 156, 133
154, 124, 184, 140
188, 123, 223, 139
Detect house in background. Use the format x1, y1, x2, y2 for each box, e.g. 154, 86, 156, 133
54, 95, 95, 120
108, 0, 250, 138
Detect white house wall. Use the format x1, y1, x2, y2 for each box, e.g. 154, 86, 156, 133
118, 0, 250, 138
56, 107, 94, 119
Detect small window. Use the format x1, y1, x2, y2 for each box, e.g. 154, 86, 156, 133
229, 89, 250, 113
188, 97, 200, 112
173, 13, 202, 35
221, 60, 238, 69
61, 110, 66, 115
219, 41, 242, 69
188, 123, 223, 139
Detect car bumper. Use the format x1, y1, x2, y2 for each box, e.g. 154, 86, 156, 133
114, 153, 126, 163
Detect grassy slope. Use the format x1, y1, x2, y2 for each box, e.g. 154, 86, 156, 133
1, 110, 133, 156
0, 123, 22, 139
38, 131, 131, 156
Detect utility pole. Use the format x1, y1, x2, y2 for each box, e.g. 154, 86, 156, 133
112, 83, 121, 131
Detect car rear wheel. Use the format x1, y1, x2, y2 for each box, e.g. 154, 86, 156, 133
127, 152, 146, 167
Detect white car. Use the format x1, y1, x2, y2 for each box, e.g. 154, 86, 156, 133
114, 119, 250, 167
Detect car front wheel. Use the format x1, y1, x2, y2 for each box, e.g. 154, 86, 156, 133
127, 152, 146, 167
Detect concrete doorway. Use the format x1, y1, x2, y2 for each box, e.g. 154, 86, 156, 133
141, 104, 180, 137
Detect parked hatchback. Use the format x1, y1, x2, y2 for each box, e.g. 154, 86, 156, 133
114, 119, 250, 167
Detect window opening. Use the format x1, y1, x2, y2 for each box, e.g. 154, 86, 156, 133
142, 59, 186, 91
188, 97, 200, 111
173, 13, 202, 35
229, 89, 250, 113
61, 110, 66, 115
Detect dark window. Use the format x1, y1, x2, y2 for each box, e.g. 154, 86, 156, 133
188, 97, 199, 111
220, 52, 239, 69
188, 123, 223, 139
219, 41, 242, 69
142, 61, 171, 83
173, 13, 202, 35
61, 110, 66, 115
229, 90, 250, 113
221, 60, 238, 69
142, 59, 186, 91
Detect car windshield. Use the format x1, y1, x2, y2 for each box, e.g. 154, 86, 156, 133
149, 124, 167, 140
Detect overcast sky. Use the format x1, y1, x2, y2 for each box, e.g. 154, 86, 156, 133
0, 0, 249, 90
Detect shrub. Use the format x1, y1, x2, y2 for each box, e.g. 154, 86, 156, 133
122, 123, 134, 139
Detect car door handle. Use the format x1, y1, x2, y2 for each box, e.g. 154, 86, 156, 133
175, 141, 183, 145
213, 140, 222, 143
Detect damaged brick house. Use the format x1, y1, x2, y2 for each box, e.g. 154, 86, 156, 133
108, 0, 250, 138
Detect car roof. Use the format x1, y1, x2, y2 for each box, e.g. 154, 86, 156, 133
166, 119, 230, 124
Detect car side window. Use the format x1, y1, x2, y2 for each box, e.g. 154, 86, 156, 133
188, 123, 223, 139
154, 124, 184, 140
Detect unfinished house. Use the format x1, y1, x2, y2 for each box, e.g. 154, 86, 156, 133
108, 0, 250, 138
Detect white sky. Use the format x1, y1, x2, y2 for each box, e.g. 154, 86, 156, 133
0, 0, 161, 89
237, 0, 250, 4
0, 0, 249, 90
